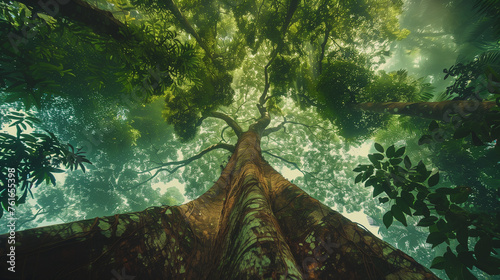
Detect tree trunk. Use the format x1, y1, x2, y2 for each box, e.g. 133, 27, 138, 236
355, 101, 496, 122
0, 130, 439, 279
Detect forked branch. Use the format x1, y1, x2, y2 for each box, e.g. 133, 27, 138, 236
135, 143, 235, 187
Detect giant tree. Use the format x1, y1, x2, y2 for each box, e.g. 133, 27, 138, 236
0, 0, 498, 279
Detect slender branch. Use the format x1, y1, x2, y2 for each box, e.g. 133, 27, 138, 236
263, 117, 328, 137
263, 150, 336, 184
258, 0, 299, 106
259, 50, 278, 106
207, 111, 243, 138
263, 151, 307, 176
134, 143, 235, 188
17, 209, 46, 229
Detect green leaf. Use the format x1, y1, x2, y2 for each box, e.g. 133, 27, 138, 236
353, 164, 369, 172
355, 173, 363, 184
383, 211, 393, 228
394, 146, 405, 158
417, 216, 438, 227
373, 183, 385, 197
450, 190, 469, 204
428, 193, 450, 211
391, 204, 407, 226
456, 227, 468, 246
389, 158, 403, 165
430, 256, 446, 270
48, 173, 56, 186
474, 256, 500, 275
378, 197, 389, 204
413, 200, 430, 217
428, 172, 440, 187
401, 191, 414, 205
396, 197, 412, 215
453, 126, 470, 139
404, 155, 412, 169
386, 145, 396, 158
429, 120, 439, 131
427, 232, 448, 248
374, 143, 384, 153
368, 153, 384, 165
457, 251, 475, 269
436, 187, 459, 195
418, 134, 433, 145
475, 237, 492, 261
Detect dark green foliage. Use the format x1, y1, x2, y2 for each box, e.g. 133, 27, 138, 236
354, 143, 500, 279
0, 112, 91, 218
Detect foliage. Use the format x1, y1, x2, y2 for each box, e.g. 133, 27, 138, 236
443, 51, 500, 100
0, 111, 91, 218
420, 64, 500, 156
354, 143, 500, 279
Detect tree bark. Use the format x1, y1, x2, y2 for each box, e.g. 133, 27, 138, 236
354, 101, 497, 122
0, 130, 439, 279
14, 0, 128, 41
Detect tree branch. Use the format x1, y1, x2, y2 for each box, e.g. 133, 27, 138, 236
263, 117, 328, 137
164, 0, 213, 59
318, 28, 330, 74
15, 0, 128, 41
17, 209, 47, 229
258, 0, 299, 106
207, 111, 243, 138
262, 122, 285, 137
134, 143, 235, 188
259, 50, 278, 106
263, 150, 336, 185
249, 104, 271, 134
263, 151, 307, 176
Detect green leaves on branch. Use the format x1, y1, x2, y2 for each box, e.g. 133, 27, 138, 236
0, 112, 92, 218
353, 142, 500, 279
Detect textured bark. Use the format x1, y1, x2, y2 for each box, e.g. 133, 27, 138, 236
355, 101, 496, 122
0, 130, 439, 279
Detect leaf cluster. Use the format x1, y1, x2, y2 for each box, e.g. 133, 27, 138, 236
0, 112, 91, 218
354, 143, 500, 279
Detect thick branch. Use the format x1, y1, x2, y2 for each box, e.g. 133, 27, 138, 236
262, 122, 285, 137
207, 111, 243, 138
164, 0, 213, 58
249, 104, 271, 135
283, 0, 299, 30
318, 28, 330, 74
15, 0, 127, 41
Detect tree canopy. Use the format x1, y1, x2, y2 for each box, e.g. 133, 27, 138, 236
0, 0, 499, 279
